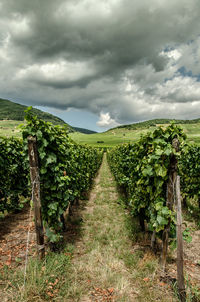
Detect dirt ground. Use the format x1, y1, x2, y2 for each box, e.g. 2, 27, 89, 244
0, 206, 200, 288
0, 205, 36, 270
169, 222, 200, 288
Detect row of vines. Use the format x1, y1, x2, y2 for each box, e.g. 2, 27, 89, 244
108, 124, 200, 241
180, 145, 200, 211
1, 116, 199, 243
0, 109, 103, 242
0, 137, 29, 213
107, 124, 200, 300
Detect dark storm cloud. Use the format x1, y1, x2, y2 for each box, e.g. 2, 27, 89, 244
1, 0, 200, 127
2, 0, 199, 66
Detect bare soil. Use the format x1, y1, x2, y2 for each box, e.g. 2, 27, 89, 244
0, 205, 36, 270
168, 221, 200, 289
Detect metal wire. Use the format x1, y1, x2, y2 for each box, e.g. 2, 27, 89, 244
23, 206, 33, 288
23, 179, 36, 288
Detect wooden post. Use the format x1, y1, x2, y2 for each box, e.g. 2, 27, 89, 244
160, 138, 179, 271
28, 136, 45, 260
151, 230, 156, 251
175, 175, 186, 302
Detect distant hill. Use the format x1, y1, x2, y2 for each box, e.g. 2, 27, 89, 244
73, 127, 97, 134
0, 98, 96, 134
108, 118, 200, 132
0, 97, 69, 125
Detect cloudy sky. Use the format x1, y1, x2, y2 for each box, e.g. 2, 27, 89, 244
0, 0, 200, 131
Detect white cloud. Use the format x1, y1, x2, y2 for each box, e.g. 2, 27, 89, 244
15, 59, 96, 85
97, 112, 120, 128
162, 49, 182, 61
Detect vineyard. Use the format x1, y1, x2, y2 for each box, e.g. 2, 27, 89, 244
0, 109, 103, 243
108, 125, 185, 234
0, 136, 29, 214
107, 124, 200, 300
108, 125, 200, 231
0, 113, 200, 301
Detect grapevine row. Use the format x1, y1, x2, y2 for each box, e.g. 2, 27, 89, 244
0, 110, 103, 242
0, 136, 29, 213
180, 145, 200, 211
107, 124, 186, 237
22, 110, 103, 242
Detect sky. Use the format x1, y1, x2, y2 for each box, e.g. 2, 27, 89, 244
0, 0, 200, 132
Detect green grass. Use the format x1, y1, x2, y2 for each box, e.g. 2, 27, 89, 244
69, 126, 155, 147
0, 246, 73, 301
70, 123, 200, 147
0, 98, 97, 134
0, 120, 23, 138
0, 98, 68, 126
1, 118, 200, 147
180, 123, 200, 145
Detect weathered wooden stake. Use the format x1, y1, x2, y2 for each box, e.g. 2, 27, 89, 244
160, 138, 179, 271
175, 175, 186, 302
28, 136, 45, 260
151, 230, 156, 251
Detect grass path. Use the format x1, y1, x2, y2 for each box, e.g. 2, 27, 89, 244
0, 154, 178, 301
66, 154, 177, 302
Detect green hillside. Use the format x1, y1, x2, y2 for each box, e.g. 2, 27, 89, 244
70, 120, 200, 147
1, 98, 200, 145
0, 98, 96, 134
108, 118, 200, 131
73, 127, 97, 134
0, 98, 69, 126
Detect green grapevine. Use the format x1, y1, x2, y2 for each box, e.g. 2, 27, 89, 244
108, 124, 186, 237
22, 109, 103, 242
180, 145, 200, 209
0, 137, 29, 213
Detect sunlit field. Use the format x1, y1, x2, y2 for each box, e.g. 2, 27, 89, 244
70, 123, 200, 147
0, 120, 23, 138
1, 119, 200, 147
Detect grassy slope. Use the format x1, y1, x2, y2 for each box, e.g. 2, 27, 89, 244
0, 98, 69, 126
70, 122, 200, 147
0, 120, 23, 138
73, 127, 97, 134
110, 118, 200, 131
0, 98, 96, 135
1, 103, 200, 146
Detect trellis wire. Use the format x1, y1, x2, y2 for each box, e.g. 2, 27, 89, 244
23, 180, 35, 288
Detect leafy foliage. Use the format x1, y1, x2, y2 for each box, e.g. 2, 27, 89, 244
22, 109, 103, 241
107, 124, 186, 236
180, 145, 200, 209
0, 137, 29, 213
